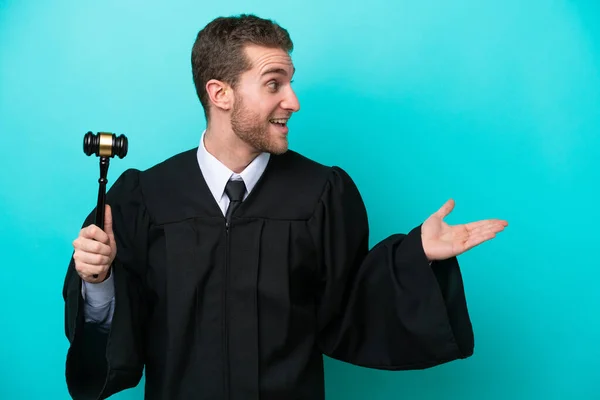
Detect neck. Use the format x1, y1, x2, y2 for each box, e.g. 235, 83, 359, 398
203, 125, 260, 174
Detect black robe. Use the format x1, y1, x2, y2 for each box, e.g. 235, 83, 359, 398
63, 148, 474, 400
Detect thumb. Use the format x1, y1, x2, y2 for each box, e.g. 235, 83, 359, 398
435, 198, 455, 219
104, 204, 115, 242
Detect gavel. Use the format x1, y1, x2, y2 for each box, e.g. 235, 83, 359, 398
83, 131, 128, 278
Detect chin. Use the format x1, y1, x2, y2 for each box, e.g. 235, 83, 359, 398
238, 128, 289, 155
270, 137, 289, 155
269, 148, 288, 155
266, 144, 288, 155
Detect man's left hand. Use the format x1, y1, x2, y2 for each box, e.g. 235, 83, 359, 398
421, 199, 508, 261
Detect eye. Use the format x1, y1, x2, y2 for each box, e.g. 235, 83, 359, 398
267, 80, 280, 91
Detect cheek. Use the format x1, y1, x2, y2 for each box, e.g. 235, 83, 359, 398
265, 98, 283, 116
239, 91, 279, 120
256, 103, 275, 121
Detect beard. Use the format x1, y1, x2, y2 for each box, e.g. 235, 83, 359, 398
230, 96, 288, 155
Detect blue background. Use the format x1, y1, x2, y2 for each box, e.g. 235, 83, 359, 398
1, 0, 599, 399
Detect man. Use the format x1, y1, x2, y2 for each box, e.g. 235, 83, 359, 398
63, 14, 508, 400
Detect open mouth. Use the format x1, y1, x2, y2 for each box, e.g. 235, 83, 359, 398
269, 118, 288, 127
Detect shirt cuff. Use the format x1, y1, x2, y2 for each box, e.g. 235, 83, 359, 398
82, 272, 115, 307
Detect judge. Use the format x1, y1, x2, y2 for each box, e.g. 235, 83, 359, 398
63, 14, 508, 400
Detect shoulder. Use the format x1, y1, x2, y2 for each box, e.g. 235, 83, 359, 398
135, 147, 198, 194
265, 149, 363, 215
276, 149, 359, 191
140, 148, 198, 180
274, 149, 330, 174
271, 149, 349, 183
268, 150, 333, 197
110, 148, 196, 184
107, 148, 197, 206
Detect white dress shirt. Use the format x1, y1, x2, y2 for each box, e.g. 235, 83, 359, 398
197, 132, 270, 215
81, 131, 270, 327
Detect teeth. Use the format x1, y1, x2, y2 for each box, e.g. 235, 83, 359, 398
270, 119, 288, 124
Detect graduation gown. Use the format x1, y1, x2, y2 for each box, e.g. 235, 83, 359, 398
63, 148, 474, 400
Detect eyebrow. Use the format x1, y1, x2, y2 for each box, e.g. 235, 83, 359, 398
261, 67, 296, 77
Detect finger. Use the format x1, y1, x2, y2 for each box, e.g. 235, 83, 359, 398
72, 237, 112, 256
104, 205, 115, 241
464, 219, 508, 231
464, 224, 503, 249
464, 220, 493, 231
459, 225, 505, 243
453, 234, 492, 255
451, 222, 504, 249
484, 219, 508, 228
73, 250, 112, 266
80, 224, 110, 244
465, 231, 497, 249
435, 199, 455, 218
466, 222, 507, 236
78, 271, 107, 283
74, 261, 109, 277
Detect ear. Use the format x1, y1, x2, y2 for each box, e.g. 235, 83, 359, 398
206, 79, 233, 111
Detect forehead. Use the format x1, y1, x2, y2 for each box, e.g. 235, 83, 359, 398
242, 44, 295, 77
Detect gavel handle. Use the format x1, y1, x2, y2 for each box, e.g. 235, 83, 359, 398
92, 157, 110, 278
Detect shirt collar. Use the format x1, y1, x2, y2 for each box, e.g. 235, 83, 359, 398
196, 130, 270, 202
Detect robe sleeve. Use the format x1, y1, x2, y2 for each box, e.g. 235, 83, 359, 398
308, 166, 474, 370
63, 168, 151, 399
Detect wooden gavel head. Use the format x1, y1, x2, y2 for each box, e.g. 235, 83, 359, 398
83, 131, 128, 159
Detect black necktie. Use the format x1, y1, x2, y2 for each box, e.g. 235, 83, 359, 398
225, 179, 246, 223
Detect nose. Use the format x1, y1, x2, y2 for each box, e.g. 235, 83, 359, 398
281, 86, 300, 113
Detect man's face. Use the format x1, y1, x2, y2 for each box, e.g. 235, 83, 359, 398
230, 44, 300, 155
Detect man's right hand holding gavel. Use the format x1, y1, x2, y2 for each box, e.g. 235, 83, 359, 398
72, 205, 116, 283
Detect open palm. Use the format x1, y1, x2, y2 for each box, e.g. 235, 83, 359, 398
421, 199, 508, 261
